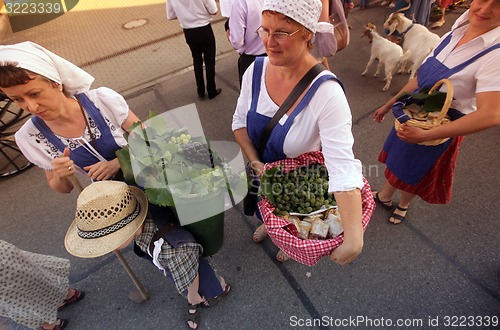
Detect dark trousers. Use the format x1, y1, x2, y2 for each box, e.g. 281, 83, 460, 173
237, 53, 267, 87
183, 24, 217, 96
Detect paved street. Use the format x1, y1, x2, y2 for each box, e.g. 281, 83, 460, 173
1, 2, 499, 330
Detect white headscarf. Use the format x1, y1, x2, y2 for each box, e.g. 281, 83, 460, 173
0, 41, 94, 94
262, 0, 322, 33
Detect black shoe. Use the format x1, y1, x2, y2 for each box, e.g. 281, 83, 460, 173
208, 88, 222, 100
198, 92, 206, 99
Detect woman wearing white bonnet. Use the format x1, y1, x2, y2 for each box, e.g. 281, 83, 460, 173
0, 41, 141, 193
232, 0, 365, 263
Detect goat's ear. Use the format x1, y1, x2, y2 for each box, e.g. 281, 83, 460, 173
388, 21, 397, 35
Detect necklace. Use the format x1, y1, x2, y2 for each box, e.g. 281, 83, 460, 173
76, 98, 97, 149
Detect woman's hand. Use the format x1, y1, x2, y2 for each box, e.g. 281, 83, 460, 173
373, 105, 391, 123
250, 160, 265, 178
396, 125, 428, 144
330, 190, 364, 265
51, 147, 76, 179
330, 237, 363, 265
83, 158, 121, 181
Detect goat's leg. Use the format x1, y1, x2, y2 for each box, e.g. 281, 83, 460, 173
374, 61, 383, 78
361, 56, 377, 76
397, 59, 406, 74
362, 56, 375, 76
408, 61, 420, 80
383, 65, 395, 91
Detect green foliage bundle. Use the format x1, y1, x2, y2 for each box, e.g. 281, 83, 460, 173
116, 114, 234, 208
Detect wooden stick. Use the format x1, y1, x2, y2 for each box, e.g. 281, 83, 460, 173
114, 250, 150, 302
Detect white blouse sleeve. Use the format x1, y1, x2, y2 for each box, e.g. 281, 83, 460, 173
316, 81, 364, 192
85, 87, 130, 148
85, 87, 129, 127
232, 62, 256, 131
15, 121, 54, 170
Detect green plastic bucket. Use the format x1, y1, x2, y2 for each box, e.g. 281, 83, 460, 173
176, 192, 225, 257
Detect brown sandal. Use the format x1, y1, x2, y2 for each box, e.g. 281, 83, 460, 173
41, 318, 67, 330
58, 289, 85, 311
186, 303, 201, 329
202, 283, 231, 308
389, 205, 409, 225
373, 192, 393, 211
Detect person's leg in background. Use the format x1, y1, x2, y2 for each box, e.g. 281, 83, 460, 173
200, 24, 220, 99
184, 28, 206, 98
429, 0, 453, 28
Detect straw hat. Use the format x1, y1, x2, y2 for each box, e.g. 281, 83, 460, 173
65, 181, 148, 258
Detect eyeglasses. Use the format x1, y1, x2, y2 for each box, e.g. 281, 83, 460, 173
255, 26, 303, 40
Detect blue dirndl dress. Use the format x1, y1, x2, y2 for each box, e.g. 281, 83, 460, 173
379, 33, 500, 203
246, 57, 344, 217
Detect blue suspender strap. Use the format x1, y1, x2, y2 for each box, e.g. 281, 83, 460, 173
31, 116, 67, 152
250, 57, 264, 112
432, 33, 452, 57
75, 93, 108, 131
287, 74, 345, 122
449, 43, 500, 74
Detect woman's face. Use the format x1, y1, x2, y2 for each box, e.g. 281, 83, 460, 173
1, 75, 64, 121
260, 12, 311, 67
468, 0, 500, 32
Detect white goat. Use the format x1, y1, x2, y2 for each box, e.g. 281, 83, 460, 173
384, 13, 440, 80
361, 23, 410, 91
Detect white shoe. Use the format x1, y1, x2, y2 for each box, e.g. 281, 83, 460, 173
380, 0, 389, 5
388, 3, 395, 8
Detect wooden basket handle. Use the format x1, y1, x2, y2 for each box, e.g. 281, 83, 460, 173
428, 79, 454, 123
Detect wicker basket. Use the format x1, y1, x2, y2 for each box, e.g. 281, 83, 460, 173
394, 79, 454, 146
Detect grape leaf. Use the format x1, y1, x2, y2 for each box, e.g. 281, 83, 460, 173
145, 187, 175, 207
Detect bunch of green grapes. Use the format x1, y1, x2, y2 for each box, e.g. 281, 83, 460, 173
267, 164, 336, 215
169, 133, 192, 148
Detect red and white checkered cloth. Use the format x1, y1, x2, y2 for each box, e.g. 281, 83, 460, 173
257, 151, 375, 266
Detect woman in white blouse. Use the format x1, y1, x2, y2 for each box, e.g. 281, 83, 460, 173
0, 41, 140, 194
232, 0, 364, 264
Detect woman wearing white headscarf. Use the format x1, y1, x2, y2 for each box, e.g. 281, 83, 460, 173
0, 41, 140, 193
232, 0, 364, 264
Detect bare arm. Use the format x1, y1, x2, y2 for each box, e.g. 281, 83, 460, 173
82, 109, 141, 180
45, 110, 142, 193
330, 189, 363, 265
398, 91, 500, 143
319, 0, 330, 22
374, 77, 419, 123
121, 109, 141, 131
234, 128, 264, 177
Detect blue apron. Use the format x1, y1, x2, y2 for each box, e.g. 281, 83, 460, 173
384, 33, 500, 186
31, 93, 122, 171
246, 56, 345, 164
